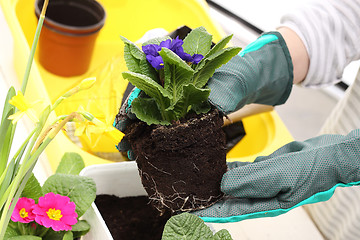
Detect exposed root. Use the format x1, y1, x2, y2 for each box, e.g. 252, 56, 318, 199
143, 173, 223, 214
147, 162, 171, 175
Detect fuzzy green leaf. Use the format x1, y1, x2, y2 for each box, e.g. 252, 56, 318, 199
21, 173, 43, 202
139, 58, 159, 83
62, 231, 73, 240
170, 84, 210, 119
142, 36, 171, 46
4, 224, 19, 239
8, 236, 42, 240
120, 36, 146, 73
42, 230, 65, 240
213, 229, 233, 240
55, 152, 85, 175
42, 174, 96, 217
162, 213, 213, 240
191, 101, 211, 115
122, 72, 171, 114
132, 98, 171, 125
193, 47, 241, 88
160, 48, 194, 99
121, 36, 159, 82
205, 34, 236, 58
183, 27, 212, 57
71, 220, 91, 238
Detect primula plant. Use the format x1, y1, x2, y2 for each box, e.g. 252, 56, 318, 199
5, 153, 96, 239
121, 27, 241, 125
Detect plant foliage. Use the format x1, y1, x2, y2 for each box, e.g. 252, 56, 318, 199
162, 212, 233, 240
121, 27, 241, 125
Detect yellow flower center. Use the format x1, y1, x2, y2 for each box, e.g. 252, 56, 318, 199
46, 208, 63, 221
19, 208, 29, 218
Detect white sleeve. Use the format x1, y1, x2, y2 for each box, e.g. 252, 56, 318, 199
279, 0, 360, 88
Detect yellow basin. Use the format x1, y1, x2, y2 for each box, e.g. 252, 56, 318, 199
0, 0, 293, 171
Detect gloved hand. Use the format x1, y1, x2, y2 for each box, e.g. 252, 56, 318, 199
193, 129, 360, 223
208, 31, 294, 114
113, 87, 142, 160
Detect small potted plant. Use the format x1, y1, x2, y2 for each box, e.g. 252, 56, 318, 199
116, 27, 241, 213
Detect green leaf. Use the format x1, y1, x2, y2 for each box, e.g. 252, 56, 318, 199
160, 48, 194, 99
132, 98, 170, 125
123, 72, 171, 100
4, 224, 20, 239
142, 36, 170, 46
42, 229, 65, 240
42, 174, 96, 217
120, 36, 146, 73
191, 101, 211, 115
21, 173, 43, 202
139, 58, 159, 83
193, 47, 241, 88
213, 229, 233, 240
71, 220, 91, 238
183, 27, 212, 57
56, 152, 85, 175
122, 72, 172, 120
162, 213, 213, 240
170, 84, 211, 119
205, 34, 235, 58
62, 231, 73, 240
0, 87, 16, 174
8, 236, 42, 240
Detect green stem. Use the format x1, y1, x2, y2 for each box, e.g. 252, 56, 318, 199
20, 0, 49, 94
0, 116, 46, 239
37, 225, 50, 237
18, 222, 27, 235
0, 128, 35, 188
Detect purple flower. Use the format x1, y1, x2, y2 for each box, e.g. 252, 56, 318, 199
146, 55, 164, 70
191, 54, 204, 64
142, 36, 204, 70
142, 44, 160, 56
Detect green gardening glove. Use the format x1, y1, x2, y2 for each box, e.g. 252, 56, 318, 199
113, 87, 142, 160
208, 31, 293, 114
193, 129, 360, 223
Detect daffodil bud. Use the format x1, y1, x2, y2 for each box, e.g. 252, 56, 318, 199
78, 77, 96, 90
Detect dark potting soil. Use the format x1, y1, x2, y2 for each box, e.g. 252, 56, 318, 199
95, 194, 172, 240
124, 109, 228, 213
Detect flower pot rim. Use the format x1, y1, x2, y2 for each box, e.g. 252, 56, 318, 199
35, 0, 106, 36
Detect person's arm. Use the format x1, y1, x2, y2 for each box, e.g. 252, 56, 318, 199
277, 27, 309, 84
280, 0, 360, 87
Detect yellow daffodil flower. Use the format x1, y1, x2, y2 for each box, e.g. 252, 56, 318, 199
73, 107, 124, 148
8, 91, 41, 124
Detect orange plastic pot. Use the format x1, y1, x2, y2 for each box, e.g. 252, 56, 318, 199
35, 0, 106, 77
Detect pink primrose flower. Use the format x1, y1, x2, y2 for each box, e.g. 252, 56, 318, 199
32, 192, 78, 231
11, 197, 36, 223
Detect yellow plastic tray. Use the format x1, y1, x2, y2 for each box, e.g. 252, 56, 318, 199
1, 0, 293, 171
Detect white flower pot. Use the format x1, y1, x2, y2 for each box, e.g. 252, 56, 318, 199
79, 162, 146, 240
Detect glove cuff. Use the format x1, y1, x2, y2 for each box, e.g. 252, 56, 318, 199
241, 31, 293, 107
263, 31, 293, 105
